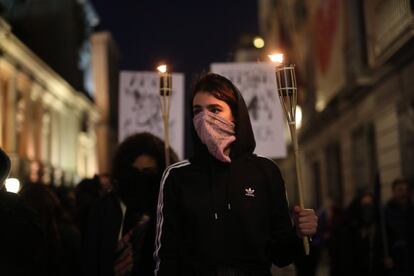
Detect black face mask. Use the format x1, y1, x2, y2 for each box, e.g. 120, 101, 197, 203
116, 167, 161, 213
360, 205, 376, 225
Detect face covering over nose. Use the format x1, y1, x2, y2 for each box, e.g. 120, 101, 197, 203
117, 167, 161, 213
193, 110, 236, 163
360, 204, 376, 225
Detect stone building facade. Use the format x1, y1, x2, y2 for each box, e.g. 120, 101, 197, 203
258, 0, 414, 207
0, 18, 99, 186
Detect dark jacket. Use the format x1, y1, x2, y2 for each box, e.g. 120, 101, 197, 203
82, 191, 157, 276
154, 81, 302, 275
82, 192, 122, 276
385, 199, 414, 276
338, 193, 386, 276
82, 133, 176, 276
0, 148, 44, 276
0, 191, 45, 276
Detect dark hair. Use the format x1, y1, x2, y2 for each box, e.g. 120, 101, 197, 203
191, 73, 238, 117
392, 178, 410, 190
19, 184, 65, 241
111, 132, 178, 182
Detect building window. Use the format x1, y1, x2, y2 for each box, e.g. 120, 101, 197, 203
351, 123, 378, 193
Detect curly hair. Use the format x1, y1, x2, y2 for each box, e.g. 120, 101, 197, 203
111, 132, 178, 183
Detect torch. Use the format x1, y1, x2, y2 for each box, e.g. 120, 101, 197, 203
269, 54, 310, 255
157, 64, 172, 167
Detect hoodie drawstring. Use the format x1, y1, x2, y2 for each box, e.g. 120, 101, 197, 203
209, 165, 219, 220
210, 163, 233, 220
226, 164, 232, 211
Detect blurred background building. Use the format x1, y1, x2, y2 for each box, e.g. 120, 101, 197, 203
0, 0, 119, 187
258, 0, 414, 208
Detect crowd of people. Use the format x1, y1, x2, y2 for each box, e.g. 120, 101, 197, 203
296, 180, 414, 276
0, 73, 412, 276
0, 132, 175, 276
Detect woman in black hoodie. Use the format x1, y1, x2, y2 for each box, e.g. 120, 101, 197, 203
154, 73, 318, 275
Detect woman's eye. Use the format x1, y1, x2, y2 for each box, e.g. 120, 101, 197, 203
211, 108, 221, 114
193, 109, 201, 115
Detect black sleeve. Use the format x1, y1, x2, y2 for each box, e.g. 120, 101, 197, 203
82, 201, 102, 276
154, 169, 182, 276
265, 161, 303, 267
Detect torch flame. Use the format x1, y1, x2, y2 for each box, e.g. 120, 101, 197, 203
268, 53, 284, 65
157, 64, 167, 73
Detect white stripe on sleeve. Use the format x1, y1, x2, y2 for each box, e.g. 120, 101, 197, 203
154, 160, 190, 275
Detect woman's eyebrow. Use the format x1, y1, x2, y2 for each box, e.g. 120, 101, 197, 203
193, 104, 223, 110
206, 104, 222, 108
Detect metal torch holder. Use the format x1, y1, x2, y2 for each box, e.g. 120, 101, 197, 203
159, 73, 172, 167
275, 64, 310, 255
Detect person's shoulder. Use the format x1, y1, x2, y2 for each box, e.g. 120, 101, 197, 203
0, 191, 25, 222
0, 190, 20, 210
252, 155, 281, 171
159, 160, 192, 192
159, 160, 193, 188
0, 191, 34, 218
0, 191, 42, 232
162, 160, 192, 178
384, 199, 401, 212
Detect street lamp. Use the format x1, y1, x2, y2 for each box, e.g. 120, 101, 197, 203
253, 36, 265, 49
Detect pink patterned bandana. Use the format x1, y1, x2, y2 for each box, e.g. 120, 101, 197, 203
193, 110, 236, 163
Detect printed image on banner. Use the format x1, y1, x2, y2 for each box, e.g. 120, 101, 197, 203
211, 63, 286, 158
118, 71, 184, 159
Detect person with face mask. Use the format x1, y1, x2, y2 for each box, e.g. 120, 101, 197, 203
338, 191, 387, 276
384, 179, 414, 276
82, 133, 178, 276
154, 73, 318, 276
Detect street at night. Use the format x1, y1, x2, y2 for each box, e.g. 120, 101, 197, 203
1, 1, 413, 275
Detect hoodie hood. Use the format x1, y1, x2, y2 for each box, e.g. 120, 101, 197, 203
190, 74, 256, 164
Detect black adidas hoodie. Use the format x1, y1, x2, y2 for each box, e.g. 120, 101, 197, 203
154, 78, 303, 275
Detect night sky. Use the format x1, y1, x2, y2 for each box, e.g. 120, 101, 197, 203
90, 0, 258, 77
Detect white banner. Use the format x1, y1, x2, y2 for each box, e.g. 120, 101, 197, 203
211, 63, 286, 158
119, 71, 185, 160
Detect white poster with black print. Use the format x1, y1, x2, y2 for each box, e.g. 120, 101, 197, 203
211, 63, 287, 158
119, 71, 185, 160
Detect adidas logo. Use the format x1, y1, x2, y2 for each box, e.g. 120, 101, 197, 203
245, 187, 255, 197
